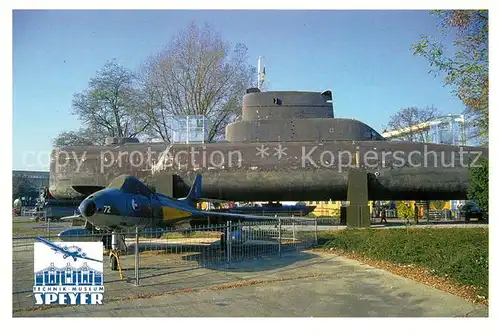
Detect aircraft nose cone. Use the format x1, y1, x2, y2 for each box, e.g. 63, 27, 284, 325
80, 200, 96, 218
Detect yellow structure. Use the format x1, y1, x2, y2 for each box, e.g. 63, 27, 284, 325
200, 199, 452, 218
309, 201, 378, 217
308, 200, 452, 218
308, 201, 356, 217
307, 201, 339, 217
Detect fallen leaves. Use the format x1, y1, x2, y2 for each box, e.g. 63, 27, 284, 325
312, 248, 488, 307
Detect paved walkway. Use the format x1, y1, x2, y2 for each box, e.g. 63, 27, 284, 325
14, 251, 487, 317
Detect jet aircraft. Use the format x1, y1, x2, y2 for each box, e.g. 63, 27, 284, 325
61, 174, 309, 270
68, 174, 287, 232
36, 236, 103, 263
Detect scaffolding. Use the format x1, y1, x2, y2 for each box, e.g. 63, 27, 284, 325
167, 115, 209, 144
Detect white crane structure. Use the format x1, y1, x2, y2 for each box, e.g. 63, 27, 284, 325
382, 114, 468, 214
382, 114, 467, 146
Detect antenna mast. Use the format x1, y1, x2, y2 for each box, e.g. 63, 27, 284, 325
257, 56, 262, 90
257, 56, 266, 91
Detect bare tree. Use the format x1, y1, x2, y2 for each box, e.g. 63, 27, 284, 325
384, 106, 441, 142
53, 127, 106, 148
136, 57, 174, 142
138, 23, 255, 142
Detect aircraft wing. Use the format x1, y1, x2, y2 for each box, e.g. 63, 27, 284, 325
37, 237, 103, 263
60, 214, 83, 221
197, 198, 233, 204
36, 237, 65, 252
75, 253, 103, 263
194, 210, 314, 222
179, 197, 231, 204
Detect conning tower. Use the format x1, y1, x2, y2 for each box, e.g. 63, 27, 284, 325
225, 89, 384, 142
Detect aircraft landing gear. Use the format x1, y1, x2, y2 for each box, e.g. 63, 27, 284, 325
102, 235, 112, 250
109, 252, 119, 271
220, 231, 226, 249
220, 223, 231, 249
109, 250, 124, 280
108, 231, 124, 279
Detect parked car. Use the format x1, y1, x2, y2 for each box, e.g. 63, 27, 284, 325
459, 201, 484, 221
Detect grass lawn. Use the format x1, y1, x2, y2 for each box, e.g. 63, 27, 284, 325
316, 228, 488, 298
12, 227, 48, 237
161, 231, 222, 239
12, 220, 37, 225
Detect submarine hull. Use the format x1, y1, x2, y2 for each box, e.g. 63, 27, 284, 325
49, 141, 487, 201
49, 89, 488, 202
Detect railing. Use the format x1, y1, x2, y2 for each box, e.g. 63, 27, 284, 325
12, 217, 321, 311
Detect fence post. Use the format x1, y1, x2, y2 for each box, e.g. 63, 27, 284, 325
278, 217, 281, 257
135, 226, 140, 286
165, 229, 168, 254
226, 220, 232, 266
46, 215, 50, 236
314, 218, 318, 246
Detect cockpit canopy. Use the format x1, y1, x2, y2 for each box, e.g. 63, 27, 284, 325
108, 175, 152, 197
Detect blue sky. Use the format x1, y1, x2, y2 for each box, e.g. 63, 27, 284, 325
12, 10, 462, 171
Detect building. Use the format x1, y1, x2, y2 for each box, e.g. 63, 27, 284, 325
12, 170, 50, 183
34, 262, 103, 286
12, 170, 50, 202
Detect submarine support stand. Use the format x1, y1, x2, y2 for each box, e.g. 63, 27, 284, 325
346, 170, 371, 228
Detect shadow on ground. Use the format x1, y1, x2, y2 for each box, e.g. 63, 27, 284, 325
114, 243, 319, 278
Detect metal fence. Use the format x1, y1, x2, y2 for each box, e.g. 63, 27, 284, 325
12, 217, 320, 311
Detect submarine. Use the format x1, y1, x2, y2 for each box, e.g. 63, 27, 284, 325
49, 88, 488, 202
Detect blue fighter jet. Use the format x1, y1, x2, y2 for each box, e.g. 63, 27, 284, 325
60, 174, 307, 271
67, 174, 285, 232
36, 236, 103, 263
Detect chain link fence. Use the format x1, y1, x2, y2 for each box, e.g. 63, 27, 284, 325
12, 217, 321, 311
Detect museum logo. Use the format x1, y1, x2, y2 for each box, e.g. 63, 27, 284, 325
33, 238, 104, 305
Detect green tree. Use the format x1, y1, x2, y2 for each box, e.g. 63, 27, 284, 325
468, 156, 488, 216
53, 127, 105, 147
396, 201, 414, 223
396, 201, 415, 234
12, 176, 35, 201
53, 59, 148, 147
412, 10, 488, 142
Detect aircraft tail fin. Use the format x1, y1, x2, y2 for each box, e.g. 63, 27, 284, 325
180, 174, 230, 206
180, 174, 202, 203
